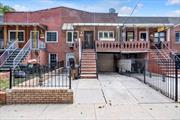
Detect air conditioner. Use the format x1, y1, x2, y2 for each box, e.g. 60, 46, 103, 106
68, 43, 74, 48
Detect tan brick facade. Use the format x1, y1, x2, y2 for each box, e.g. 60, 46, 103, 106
6, 88, 73, 104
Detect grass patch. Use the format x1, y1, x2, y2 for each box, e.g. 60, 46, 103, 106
0, 79, 9, 90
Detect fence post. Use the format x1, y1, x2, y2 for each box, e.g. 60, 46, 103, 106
9, 68, 12, 89
175, 57, 178, 102
69, 68, 71, 89
144, 59, 146, 84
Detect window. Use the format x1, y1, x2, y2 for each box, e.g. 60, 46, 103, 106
126, 31, 134, 41
46, 31, 58, 42
175, 32, 180, 42
49, 53, 57, 67
9, 30, 25, 42
66, 31, 79, 43
154, 32, 166, 42
139, 32, 147, 41
98, 31, 114, 40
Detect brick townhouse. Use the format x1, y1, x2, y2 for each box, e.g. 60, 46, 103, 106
0, 6, 180, 78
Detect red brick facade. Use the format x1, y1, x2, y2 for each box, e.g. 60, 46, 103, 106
2, 7, 180, 66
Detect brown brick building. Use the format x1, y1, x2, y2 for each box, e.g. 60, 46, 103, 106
0, 7, 179, 78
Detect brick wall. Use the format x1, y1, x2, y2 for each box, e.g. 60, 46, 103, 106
0, 91, 6, 104
6, 88, 73, 104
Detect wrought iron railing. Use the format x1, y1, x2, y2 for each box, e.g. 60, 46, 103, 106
119, 58, 179, 101
162, 42, 180, 62
13, 40, 31, 69
0, 40, 18, 67
10, 63, 71, 89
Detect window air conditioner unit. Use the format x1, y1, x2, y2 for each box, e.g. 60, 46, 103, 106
68, 43, 74, 48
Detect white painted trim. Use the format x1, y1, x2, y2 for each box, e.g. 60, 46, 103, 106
98, 31, 114, 40
8, 30, 25, 43
139, 31, 148, 41
66, 31, 79, 43
48, 53, 58, 65
175, 32, 180, 43
66, 53, 75, 67
167, 29, 170, 41
45, 31, 58, 43
66, 31, 73, 43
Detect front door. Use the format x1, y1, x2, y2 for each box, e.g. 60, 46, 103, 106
84, 31, 93, 49
30, 31, 39, 49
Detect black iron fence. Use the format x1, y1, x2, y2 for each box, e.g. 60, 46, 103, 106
119, 58, 179, 101
0, 63, 71, 89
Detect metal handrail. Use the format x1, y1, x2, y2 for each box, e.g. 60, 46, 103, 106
0, 40, 18, 67
153, 44, 169, 61
13, 40, 31, 69
162, 42, 180, 61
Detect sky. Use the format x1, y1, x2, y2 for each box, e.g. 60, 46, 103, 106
0, 0, 180, 17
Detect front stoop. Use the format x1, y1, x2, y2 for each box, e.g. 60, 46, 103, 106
80, 49, 97, 79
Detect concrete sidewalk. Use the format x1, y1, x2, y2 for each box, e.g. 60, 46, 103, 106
0, 73, 180, 120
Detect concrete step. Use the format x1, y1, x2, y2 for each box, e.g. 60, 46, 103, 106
82, 55, 96, 59
80, 74, 97, 79
82, 49, 95, 53
81, 67, 96, 71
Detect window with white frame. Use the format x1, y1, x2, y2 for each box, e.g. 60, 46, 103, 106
98, 31, 114, 40
139, 31, 147, 41
66, 53, 75, 67
9, 30, 25, 42
154, 32, 166, 42
175, 32, 180, 42
46, 31, 58, 42
66, 31, 79, 43
49, 53, 57, 65
126, 31, 134, 41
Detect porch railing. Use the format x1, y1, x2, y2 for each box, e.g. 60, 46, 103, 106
13, 40, 31, 69
0, 40, 18, 67
95, 41, 150, 52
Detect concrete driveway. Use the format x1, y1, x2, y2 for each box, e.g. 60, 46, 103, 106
0, 73, 180, 120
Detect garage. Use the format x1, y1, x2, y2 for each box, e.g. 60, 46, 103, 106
97, 53, 118, 72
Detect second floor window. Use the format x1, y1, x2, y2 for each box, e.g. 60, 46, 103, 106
126, 31, 134, 41
176, 32, 180, 42
139, 32, 147, 41
154, 32, 166, 42
9, 31, 24, 42
66, 31, 78, 43
98, 31, 114, 39
46, 31, 58, 42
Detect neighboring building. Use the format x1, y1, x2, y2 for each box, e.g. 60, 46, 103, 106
0, 7, 179, 78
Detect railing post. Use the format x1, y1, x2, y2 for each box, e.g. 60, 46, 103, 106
144, 59, 146, 84
175, 56, 178, 102
9, 68, 12, 89
69, 68, 71, 89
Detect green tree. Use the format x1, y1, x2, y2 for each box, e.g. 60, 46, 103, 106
0, 3, 15, 15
